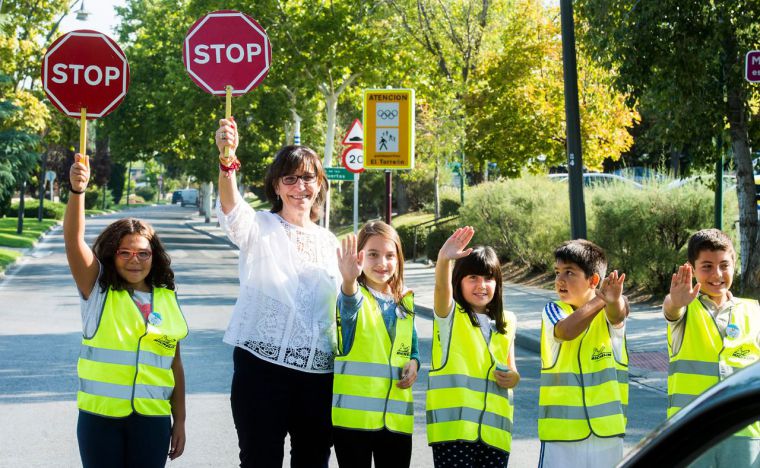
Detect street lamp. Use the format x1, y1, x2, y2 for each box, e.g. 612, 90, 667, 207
75, 1, 90, 21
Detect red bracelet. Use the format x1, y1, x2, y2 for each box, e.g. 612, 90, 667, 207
220, 159, 241, 173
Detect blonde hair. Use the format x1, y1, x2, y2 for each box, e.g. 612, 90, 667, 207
356, 221, 405, 302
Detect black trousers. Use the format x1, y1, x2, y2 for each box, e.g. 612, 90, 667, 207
77, 410, 171, 468
334, 427, 412, 468
231, 347, 334, 468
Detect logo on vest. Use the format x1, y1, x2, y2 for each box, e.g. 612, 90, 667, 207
726, 323, 741, 340
154, 335, 177, 350
731, 347, 753, 360
396, 343, 411, 358
591, 346, 612, 361
148, 311, 162, 326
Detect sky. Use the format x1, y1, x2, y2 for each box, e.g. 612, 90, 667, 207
59, 0, 126, 36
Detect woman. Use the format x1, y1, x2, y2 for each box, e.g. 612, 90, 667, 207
215, 118, 340, 468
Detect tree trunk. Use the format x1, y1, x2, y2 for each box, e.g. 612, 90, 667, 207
396, 178, 409, 215
434, 155, 440, 220
322, 93, 338, 228
726, 79, 759, 293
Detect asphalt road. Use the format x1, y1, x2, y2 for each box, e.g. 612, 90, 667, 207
0, 204, 666, 467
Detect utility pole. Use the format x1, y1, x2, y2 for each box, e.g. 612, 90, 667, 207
560, 0, 587, 239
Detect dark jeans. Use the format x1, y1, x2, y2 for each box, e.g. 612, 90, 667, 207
334, 427, 412, 468
231, 347, 334, 468
77, 410, 171, 468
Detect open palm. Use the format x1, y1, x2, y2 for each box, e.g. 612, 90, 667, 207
438, 226, 475, 261
337, 234, 364, 283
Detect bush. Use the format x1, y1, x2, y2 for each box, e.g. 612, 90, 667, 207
135, 185, 156, 203
457, 176, 570, 269
397, 224, 428, 260
589, 184, 738, 293
8, 198, 66, 220
84, 187, 114, 210
425, 221, 458, 261
440, 198, 461, 217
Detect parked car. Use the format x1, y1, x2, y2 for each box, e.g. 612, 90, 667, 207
179, 188, 199, 207
619, 360, 760, 467
548, 173, 643, 189
171, 190, 182, 204
665, 174, 737, 191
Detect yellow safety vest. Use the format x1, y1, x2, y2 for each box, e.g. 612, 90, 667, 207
667, 297, 760, 437
426, 303, 515, 453
538, 301, 628, 441
77, 287, 188, 417
332, 287, 415, 434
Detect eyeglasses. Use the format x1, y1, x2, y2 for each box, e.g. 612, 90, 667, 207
281, 173, 317, 185
116, 249, 153, 261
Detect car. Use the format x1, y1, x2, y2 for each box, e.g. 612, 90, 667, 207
665, 174, 737, 191
619, 360, 760, 467
171, 190, 182, 204
547, 173, 643, 189
179, 188, 199, 207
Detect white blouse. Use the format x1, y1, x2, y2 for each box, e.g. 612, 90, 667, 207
217, 201, 340, 373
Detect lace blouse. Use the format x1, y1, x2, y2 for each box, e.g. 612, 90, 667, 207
217, 201, 340, 373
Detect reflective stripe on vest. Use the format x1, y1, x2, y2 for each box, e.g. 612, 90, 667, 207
426, 304, 515, 453
538, 301, 628, 441
332, 287, 415, 434
667, 297, 760, 437
77, 287, 188, 418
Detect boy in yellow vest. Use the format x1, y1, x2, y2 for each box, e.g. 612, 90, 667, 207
663, 228, 760, 465
538, 240, 629, 468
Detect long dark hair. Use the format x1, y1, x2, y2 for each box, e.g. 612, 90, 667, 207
356, 221, 405, 303
451, 245, 506, 334
264, 145, 328, 222
92, 218, 175, 292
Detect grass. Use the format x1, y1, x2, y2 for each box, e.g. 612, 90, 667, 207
247, 197, 271, 211
331, 211, 438, 240
0, 218, 59, 249
0, 248, 21, 272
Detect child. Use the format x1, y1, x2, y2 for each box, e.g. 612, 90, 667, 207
65, 154, 188, 467
427, 226, 519, 467
663, 228, 760, 465
538, 239, 628, 468
332, 220, 419, 468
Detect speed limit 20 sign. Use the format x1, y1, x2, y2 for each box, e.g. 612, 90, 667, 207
342, 146, 364, 174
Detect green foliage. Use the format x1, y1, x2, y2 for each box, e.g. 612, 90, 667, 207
84, 187, 115, 210
135, 185, 156, 203
0, 218, 58, 248
0, 248, 21, 272
440, 198, 461, 217
457, 176, 570, 269
426, 221, 459, 262
396, 224, 426, 260
589, 184, 739, 293
8, 199, 65, 220
109, 163, 127, 204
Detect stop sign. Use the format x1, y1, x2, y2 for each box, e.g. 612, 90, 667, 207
183, 10, 271, 95
42, 30, 130, 119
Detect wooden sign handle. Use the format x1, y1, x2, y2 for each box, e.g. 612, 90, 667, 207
224, 85, 232, 158
80, 108, 88, 167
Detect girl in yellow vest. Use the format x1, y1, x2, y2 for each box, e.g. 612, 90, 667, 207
65, 154, 188, 468
428, 226, 519, 467
333, 221, 419, 468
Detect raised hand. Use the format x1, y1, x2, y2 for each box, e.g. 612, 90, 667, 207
69, 153, 90, 193
215, 117, 239, 156
598, 270, 626, 305
438, 226, 475, 262
336, 234, 364, 291
669, 263, 701, 309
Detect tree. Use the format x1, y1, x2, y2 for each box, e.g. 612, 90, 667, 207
466, 0, 638, 175
577, 0, 760, 293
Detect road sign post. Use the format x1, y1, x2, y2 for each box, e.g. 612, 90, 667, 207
183, 10, 271, 159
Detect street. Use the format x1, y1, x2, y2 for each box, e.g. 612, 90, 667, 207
0, 204, 666, 467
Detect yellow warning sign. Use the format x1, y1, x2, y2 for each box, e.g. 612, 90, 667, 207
363, 89, 415, 169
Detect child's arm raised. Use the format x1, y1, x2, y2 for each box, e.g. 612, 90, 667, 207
598, 270, 628, 325
434, 226, 474, 318
64, 154, 99, 298
336, 234, 364, 296
663, 263, 700, 321
553, 293, 606, 341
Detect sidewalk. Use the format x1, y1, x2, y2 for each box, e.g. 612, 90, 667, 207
404, 261, 669, 393
188, 215, 669, 394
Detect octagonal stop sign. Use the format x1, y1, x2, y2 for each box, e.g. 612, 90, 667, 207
183, 10, 271, 95
42, 30, 130, 119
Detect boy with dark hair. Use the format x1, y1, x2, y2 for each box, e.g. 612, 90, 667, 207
664, 228, 760, 465
538, 240, 630, 468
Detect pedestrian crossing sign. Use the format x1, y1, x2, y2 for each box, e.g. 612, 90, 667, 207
363, 89, 415, 169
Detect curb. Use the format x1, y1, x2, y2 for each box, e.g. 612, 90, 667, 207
184, 221, 237, 249
0, 220, 62, 280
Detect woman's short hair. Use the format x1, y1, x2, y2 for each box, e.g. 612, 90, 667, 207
92, 218, 175, 292
264, 145, 328, 222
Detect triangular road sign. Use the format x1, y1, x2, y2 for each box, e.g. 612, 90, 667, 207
342, 119, 363, 146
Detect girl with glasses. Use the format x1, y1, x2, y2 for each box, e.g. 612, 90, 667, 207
214, 118, 340, 467
65, 154, 188, 468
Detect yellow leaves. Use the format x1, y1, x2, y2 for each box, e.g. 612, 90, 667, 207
3, 90, 50, 134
